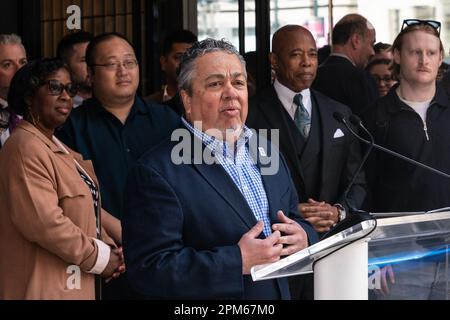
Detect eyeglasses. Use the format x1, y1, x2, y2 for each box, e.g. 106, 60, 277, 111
91, 59, 139, 71
43, 80, 79, 98
372, 75, 395, 84
401, 19, 441, 35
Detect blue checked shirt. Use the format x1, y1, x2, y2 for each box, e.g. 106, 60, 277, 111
182, 118, 272, 237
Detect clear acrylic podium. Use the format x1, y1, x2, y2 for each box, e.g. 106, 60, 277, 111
251, 210, 450, 300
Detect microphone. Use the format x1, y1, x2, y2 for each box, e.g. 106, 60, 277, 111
349, 114, 375, 145
322, 112, 374, 239
346, 114, 450, 180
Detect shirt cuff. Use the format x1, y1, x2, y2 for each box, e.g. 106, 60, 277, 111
87, 238, 111, 275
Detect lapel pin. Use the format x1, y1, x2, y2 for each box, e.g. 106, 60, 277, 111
258, 147, 267, 157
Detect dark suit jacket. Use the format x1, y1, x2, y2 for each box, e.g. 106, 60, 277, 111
313, 55, 378, 116
122, 125, 318, 299
247, 87, 367, 213
144, 88, 165, 104
144, 90, 184, 116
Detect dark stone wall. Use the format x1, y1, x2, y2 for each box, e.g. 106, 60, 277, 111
0, 1, 41, 60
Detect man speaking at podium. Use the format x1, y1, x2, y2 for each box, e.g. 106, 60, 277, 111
122, 39, 318, 299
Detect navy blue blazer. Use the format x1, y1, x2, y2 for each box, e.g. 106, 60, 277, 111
122, 125, 318, 299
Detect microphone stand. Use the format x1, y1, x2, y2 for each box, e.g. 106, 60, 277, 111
322, 113, 375, 239
348, 114, 450, 180
339, 115, 374, 215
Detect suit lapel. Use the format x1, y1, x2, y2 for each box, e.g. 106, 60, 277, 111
18, 121, 80, 174
248, 135, 281, 223
188, 132, 258, 231
257, 88, 306, 187
312, 91, 338, 197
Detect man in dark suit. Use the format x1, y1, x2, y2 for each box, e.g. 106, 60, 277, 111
313, 14, 378, 116
247, 24, 367, 300
122, 38, 318, 299
248, 25, 367, 234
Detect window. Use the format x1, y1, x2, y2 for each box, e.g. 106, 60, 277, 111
197, 0, 256, 52
270, 0, 332, 49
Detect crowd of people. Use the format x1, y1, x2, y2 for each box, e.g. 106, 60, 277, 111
0, 13, 449, 300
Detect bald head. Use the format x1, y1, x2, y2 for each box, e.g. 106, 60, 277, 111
272, 25, 315, 55
270, 25, 318, 92
332, 14, 375, 68
333, 14, 374, 46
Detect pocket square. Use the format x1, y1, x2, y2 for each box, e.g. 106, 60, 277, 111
333, 128, 344, 138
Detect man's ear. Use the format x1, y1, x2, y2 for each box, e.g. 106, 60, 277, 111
87, 67, 94, 85
24, 97, 32, 107
160, 55, 167, 72
269, 52, 278, 70
180, 89, 192, 117
350, 33, 361, 50
439, 50, 444, 68
86, 68, 92, 86
393, 48, 401, 65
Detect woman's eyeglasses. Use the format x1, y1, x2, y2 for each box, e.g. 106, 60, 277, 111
372, 75, 395, 84
401, 19, 441, 35
44, 80, 79, 98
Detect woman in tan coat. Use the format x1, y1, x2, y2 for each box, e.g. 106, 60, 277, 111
0, 58, 124, 299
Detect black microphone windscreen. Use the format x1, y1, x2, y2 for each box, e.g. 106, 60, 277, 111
349, 114, 362, 126
333, 112, 345, 123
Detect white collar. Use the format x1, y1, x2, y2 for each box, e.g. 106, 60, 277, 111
274, 79, 311, 119
162, 85, 173, 102
0, 97, 8, 109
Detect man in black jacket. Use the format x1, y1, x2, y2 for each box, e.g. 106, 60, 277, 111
362, 21, 450, 300
363, 21, 450, 213
313, 14, 378, 116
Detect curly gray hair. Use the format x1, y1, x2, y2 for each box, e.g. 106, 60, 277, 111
177, 38, 247, 95
0, 34, 23, 46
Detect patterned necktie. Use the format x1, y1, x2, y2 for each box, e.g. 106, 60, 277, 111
293, 93, 311, 138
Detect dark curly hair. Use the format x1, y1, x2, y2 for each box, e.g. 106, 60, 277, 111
8, 58, 68, 118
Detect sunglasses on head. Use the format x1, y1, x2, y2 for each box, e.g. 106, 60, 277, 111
44, 80, 79, 98
401, 19, 441, 35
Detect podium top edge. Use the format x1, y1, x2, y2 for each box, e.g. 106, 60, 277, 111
375, 211, 450, 227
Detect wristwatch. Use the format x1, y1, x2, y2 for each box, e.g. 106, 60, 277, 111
334, 204, 347, 222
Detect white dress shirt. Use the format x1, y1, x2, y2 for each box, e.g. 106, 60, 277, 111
273, 79, 312, 120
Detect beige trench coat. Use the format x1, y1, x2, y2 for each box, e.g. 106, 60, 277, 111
0, 121, 115, 299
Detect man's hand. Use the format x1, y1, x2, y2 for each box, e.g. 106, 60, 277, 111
238, 221, 283, 274
298, 198, 339, 232
272, 210, 308, 256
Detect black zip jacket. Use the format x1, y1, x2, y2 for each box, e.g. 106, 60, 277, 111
362, 84, 450, 213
